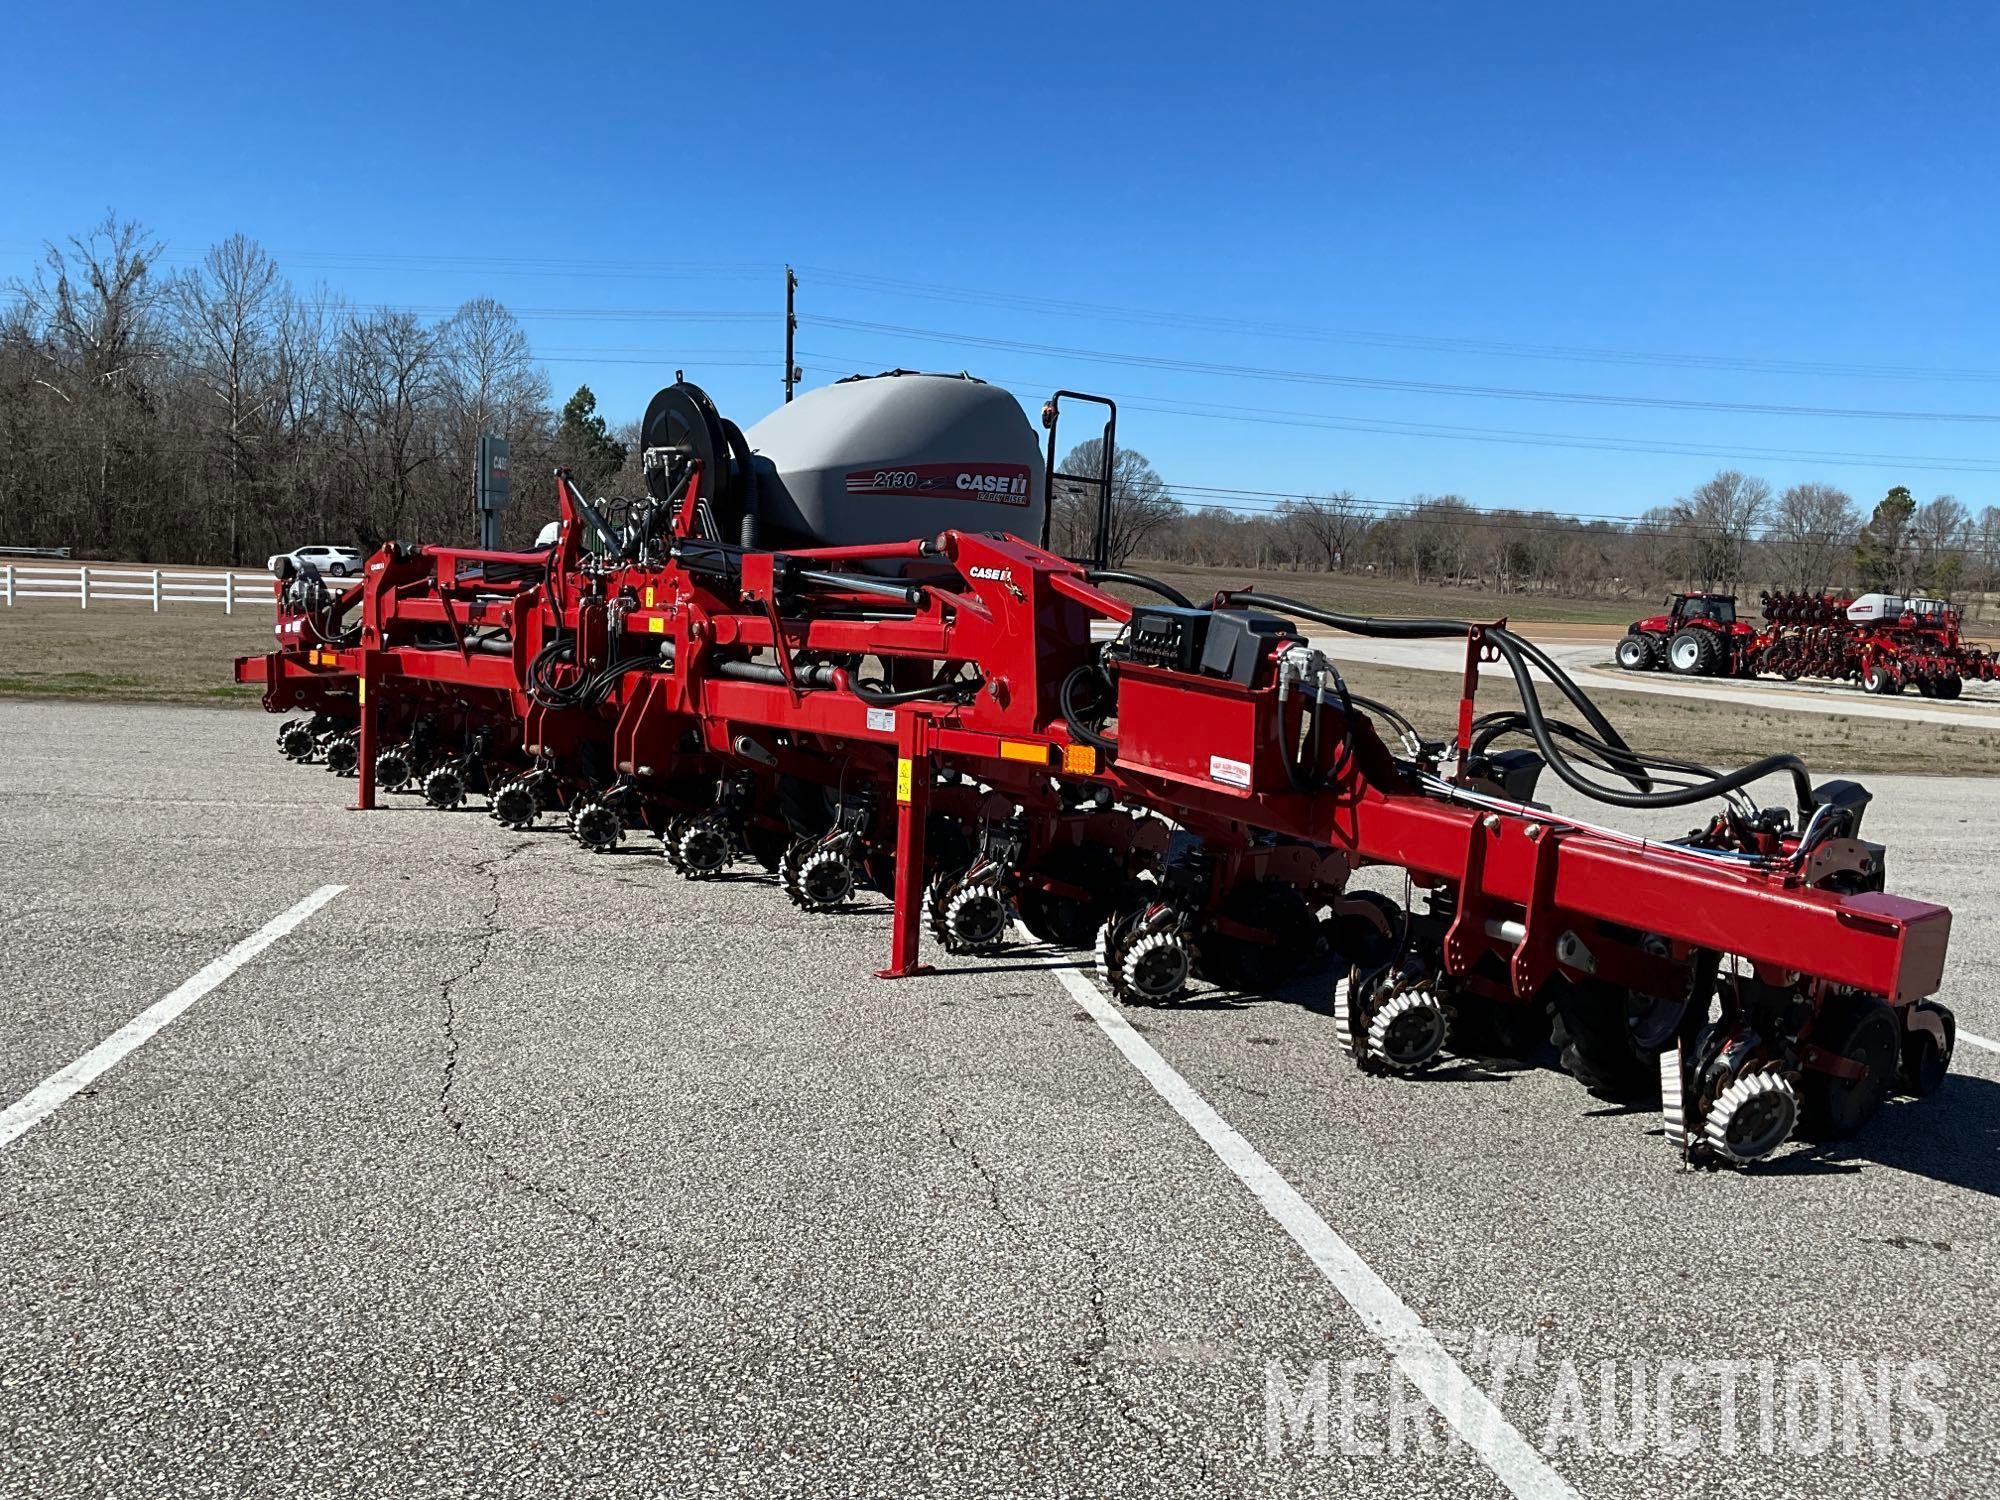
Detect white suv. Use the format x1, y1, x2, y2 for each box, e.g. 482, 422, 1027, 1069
268, 544, 365, 578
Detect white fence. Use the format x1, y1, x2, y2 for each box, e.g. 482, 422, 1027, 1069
2, 562, 278, 614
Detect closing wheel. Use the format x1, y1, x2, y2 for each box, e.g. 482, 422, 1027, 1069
1366, 988, 1450, 1072
782, 835, 856, 910
1096, 907, 1194, 1005
1702, 1069, 1800, 1165
928, 866, 1012, 954
571, 800, 622, 851
374, 744, 415, 792
1615, 634, 1656, 671
322, 734, 359, 776
277, 721, 317, 761
667, 814, 734, 878
1122, 926, 1193, 1004
490, 778, 540, 829
1339, 964, 1447, 1073
422, 765, 467, 810
1803, 997, 1900, 1138
1332, 965, 1369, 1058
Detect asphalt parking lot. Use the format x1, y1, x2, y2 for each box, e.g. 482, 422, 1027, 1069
2, 700, 1996, 1499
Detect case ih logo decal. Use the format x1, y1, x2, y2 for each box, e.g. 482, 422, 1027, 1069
844, 463, 1031, 506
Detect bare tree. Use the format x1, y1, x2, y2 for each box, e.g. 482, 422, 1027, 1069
329, 309, 446, 544
1404, 495, 1477, 584
1051, 438, 1180, 565
1279, 490, 1367, 571
7, 216, 168, 553
442, 296, 547, 440
1672, 470, 1770, 590
1975, 506, 2000, 592
1764, 482, 1857, 592
1910, 494, 1970, 594
166, 234, 287, 563
16, 214, 166, 390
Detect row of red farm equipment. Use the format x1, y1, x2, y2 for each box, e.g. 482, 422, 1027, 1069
238, 370, 1957, 1172
1616, 589, 1998, 697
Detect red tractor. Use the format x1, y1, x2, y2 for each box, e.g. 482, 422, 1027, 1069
1616, 592, 1761, 677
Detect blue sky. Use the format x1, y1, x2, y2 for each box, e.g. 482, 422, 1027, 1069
4, 1, 1996, 522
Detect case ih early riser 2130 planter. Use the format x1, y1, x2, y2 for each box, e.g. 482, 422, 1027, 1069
1617, 589, 1998, 697
239, 372, 1957, 1171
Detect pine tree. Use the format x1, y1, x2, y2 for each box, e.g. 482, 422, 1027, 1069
556, 385, 627, 492
1853, 486, 1915, 591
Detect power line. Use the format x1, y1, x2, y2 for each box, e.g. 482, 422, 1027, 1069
0, 287, 769, 324
804, 318, 2000, 424
794, 356, 2000, 477
797, 266, 2000, 385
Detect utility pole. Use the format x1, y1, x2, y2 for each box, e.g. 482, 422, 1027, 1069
784, 267, 800, 402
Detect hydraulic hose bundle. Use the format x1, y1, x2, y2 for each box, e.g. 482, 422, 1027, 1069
527, 634, 659, 711
1228, 591, 1819, 817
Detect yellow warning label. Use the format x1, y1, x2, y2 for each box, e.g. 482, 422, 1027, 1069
647, 616, 665, 633
896, 757, 914, 804
358, 679, 367, 704
644, 586, 656, 608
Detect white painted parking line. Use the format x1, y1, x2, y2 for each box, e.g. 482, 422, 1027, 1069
1959, 1029, 2000, 1056
1046, 953, 1580, 1500
0, 885, 345, 1150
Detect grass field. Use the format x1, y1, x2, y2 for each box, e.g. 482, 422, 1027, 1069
0, 606, 272, 706
5, 595, 1998, 774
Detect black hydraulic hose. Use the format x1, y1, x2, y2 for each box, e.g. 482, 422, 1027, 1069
1493, 627, 1642, 768
527, 636, 587, 708
582, 652, 658, 707
1084, 569, 1196, 609
1223, 590, 1650, 791
1061, 662, 1119, 755
849, 669, 985, 707
1481, 627, 1818, 814
1471, 713, 1713, 791
1227, 589, 1821, 813
668, 538, 742, 582
1470, 710, 1720, 785
1346, 692, 1421, 748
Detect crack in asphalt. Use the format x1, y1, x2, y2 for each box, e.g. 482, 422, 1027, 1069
436, 840, 526, 1128
937, 1106, 1176, 1447
428, 835, 773, 1330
